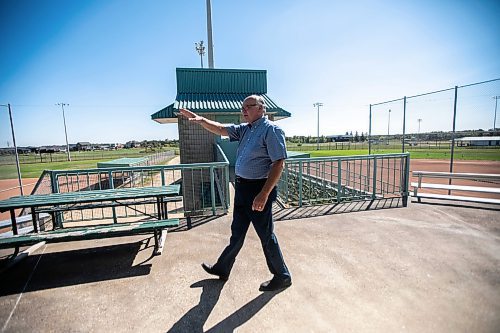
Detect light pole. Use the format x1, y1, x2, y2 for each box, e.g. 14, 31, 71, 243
387, 109, 391, 144
195, 40, 205, 68
56, 103, 71, 161
206, 0, 214, 68
417, 118, 422, 136
493, 96, 500, 130
313, 102, 323, 150
1, 104, 24, 195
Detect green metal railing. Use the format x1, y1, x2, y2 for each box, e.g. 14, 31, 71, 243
17, 151, 408, 226
22, 145, 230, 223
278, 153, 410, 207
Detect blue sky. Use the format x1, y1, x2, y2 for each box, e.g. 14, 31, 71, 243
1, 0, 499, 147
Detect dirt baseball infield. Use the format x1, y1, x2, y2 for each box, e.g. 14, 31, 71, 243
0, 178, 38, 220
409, 159, 500, 200
410, 159, 500, 174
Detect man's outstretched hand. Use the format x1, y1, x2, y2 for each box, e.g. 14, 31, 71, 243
179, 108, 228, 136
179, 108, 203, 122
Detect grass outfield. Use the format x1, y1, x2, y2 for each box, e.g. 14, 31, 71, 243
0, 156, 176, 180
302, 148, 500, 160
1, 147, 498, 180
0, 147, 178, 165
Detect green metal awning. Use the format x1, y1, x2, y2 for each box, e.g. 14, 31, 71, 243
152, 93, 291, 124
151, 68, 291, 124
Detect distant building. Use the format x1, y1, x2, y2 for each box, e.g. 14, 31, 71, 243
125, 141, 141, 148
0, 147, 30, 155
96, 143, 118, 150
402, 136, 418, 146
326, 134, 352, 142
76, 142, 93, 151
38, 145, 66, 153
455, 136, 500, 147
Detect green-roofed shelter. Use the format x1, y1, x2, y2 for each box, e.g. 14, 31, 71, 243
151, 67, 291, 216
151, 68, 291, 124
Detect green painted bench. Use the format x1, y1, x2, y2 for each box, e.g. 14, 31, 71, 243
0, 219, 179, 255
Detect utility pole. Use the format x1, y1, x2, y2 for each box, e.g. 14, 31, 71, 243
493, 96, 500, 130
313, 102, 323, 150
1, 104, 24, 195
206, 0, 214, 68
387, 109, 391, 144
195, 41, 205, 68
56, 103, 71, 161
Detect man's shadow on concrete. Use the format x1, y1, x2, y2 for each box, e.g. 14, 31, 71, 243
167, 279, 283, 333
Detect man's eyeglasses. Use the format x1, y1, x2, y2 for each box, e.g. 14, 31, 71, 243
242, 104, 258, 110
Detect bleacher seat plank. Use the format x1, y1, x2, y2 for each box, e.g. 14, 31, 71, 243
412, 193, 500, 205
411, 171, 500, 205
0, 219, 179, 253
410, 182, 500, 194
413, 171, 500, 181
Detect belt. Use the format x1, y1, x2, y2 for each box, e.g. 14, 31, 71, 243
235, 176, 267, 184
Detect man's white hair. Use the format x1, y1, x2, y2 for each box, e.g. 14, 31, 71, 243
245, 95, 266, 110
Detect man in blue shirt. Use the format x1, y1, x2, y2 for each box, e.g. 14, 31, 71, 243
179, 95, 291, 291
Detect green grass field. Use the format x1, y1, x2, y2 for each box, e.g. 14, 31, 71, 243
0, 151, 177, 180
1, 145, 498, 181
0, 147, 177, 165
301, 148, 500, 160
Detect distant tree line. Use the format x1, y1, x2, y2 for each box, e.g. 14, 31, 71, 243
287, 132, 368, 144
287, 128, 500, 145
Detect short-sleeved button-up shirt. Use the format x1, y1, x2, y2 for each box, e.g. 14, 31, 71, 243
225, 116, 287, 179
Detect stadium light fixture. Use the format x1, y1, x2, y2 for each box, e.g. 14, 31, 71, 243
195, 40, 205, 68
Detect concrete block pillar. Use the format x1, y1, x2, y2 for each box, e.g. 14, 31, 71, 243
178, 115, 217, 215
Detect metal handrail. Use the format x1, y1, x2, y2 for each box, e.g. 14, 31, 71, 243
280, 153, 410, 207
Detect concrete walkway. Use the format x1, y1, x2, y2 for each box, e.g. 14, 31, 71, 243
0, 200, 499, 332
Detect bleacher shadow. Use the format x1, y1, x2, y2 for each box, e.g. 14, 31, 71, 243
273, 197, 405, 221
169, 216, 225, 232
0, 241, 152, 297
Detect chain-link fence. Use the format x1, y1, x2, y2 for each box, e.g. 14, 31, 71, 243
0, 150, 177, 223
0, 148, 176, 165
369, 78, 500, 165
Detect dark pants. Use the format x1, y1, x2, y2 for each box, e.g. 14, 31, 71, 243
213, 179, 291, 280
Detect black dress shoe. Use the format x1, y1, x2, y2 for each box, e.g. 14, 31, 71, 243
201, 263, 229, 281
259, 277, 292, 291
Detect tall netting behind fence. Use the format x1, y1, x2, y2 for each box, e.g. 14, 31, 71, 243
454, 80, 500, 160
403, 89, 457, 158
369, 79, 500, 162
370, 100, 406, 153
